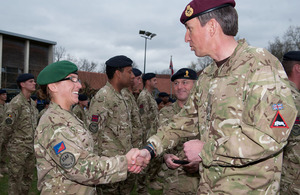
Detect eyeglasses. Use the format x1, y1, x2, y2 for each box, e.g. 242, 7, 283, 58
60, 76, 81, 83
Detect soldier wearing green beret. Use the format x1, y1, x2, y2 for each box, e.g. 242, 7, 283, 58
86, 55, 140, 195
280, 51, 300, 194
34, 60, 148, 195
0, 73, 39, 195
137, 0, 298, 194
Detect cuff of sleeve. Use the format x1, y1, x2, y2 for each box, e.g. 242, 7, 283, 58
116, 155, 128, 181
147, 135, 163, 155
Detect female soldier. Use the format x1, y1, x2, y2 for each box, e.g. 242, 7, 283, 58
34, 60, 146, 194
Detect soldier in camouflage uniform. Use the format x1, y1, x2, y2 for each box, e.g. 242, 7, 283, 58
121, 68, 144, 148
159, 68, 200, 195
2, 73, 39, 195
35, 60, 146, 195
137, 73, 161, 193
72, 94, 89, 125
0, 89, 7, 177
87, 55, 137, 195
280, 51, 300, 194
139, 0, 298, 194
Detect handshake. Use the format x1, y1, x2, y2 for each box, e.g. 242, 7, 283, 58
125, 148, 151, 173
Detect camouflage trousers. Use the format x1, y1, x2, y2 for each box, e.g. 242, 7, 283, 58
97, 172, 135, 195
7, 141, 35, 195
161, 163, 200, 195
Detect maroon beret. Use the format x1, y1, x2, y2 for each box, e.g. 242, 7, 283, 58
180, 0, 235, 24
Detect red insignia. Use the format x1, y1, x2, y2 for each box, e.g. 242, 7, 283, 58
91, 115, 99, 122
295, 117, 300, 125
270, 111, 289, 128
139, 104, 144, 109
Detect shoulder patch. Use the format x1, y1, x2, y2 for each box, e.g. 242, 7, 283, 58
270, 111, 289, 128
53, 141, 66, 155
89, 123, 98, 133
91, 115, 99, 122
60, 152, 76, 169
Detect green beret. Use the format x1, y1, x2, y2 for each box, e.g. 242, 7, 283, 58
37, 60, 78, 85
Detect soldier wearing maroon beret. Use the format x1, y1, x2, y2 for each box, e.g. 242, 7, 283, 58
137, 0, 298, 194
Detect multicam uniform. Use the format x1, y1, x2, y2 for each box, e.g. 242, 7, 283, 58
137, 88, 160, 193
159, 102, 200, 195
148, 39, 298, 194
0, 102, 8, 172
35, 102, 128, 195
137, 88, 159, 143
72, 104, 87, 126
122, 88, 143, 148
4, 92, 39, 195
281, 80, 300, 194
87, 82, 134, 195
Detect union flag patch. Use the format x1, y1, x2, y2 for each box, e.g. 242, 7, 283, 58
53, 141, 66, 155
270, 111, 289, 128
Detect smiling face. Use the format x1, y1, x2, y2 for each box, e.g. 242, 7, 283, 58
50, 73, 82, 110
174, 79, 195, 103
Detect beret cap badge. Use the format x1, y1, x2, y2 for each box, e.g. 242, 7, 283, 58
185, 5, 194, 17
184, 70, 190, 78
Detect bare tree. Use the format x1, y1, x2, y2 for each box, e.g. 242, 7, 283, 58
54, 46, 66, 62
268, 26, 300, 61
188, 56, 212, 71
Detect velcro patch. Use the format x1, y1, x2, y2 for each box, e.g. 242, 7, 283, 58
272, 103, 283, 111
270, 111, 289, 128
89, 123, 98, 133
91, 115, 99, 122
60, 152, 76, 169
53, 141, 66, 155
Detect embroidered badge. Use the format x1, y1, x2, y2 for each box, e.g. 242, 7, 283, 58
60, 152, 76, 169
91, 115, 99, 122
53, 141, 66, 155
184, 70, 189, 78
270, 111, 289, 128
272, 103, 283, 111
89, 123, 98, 133
185, 5, 193, 17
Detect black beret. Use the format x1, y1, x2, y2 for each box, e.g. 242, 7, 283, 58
171, 68, 198, 81
78, 94, 88, 101
283, 51, 300, 61
17, 73, 34, 83
180, 0, 235, 24
155, 98, 163, 105
142, 73, 156, 81
106, 55, 133, 68
37, 61, 78, 85
158, 92, 169, 97
132, 68, 142, 77
0, 89, 6, 94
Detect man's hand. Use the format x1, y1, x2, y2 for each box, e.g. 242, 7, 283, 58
182, 160, 200, 173
183, 139, 204, 162
126, 148, 151, 173
163, 153, 181, 169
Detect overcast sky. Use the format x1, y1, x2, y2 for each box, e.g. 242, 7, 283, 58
1, 0, 299, 73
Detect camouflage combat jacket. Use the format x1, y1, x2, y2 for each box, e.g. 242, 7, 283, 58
148, 39, 298, 194
3, 92, 38, 147
137, 88, 159, 143
72, 104, 87, 126
34, 102, 128, 195
159, 102, 200, 194
0, 103, 7, 122
87, 82, 133, 157
281, 80, 300, 194
122, 88, 143, 148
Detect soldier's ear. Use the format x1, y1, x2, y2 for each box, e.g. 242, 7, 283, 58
48, 83, 58, 93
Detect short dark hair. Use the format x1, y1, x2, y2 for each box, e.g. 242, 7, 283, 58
282, 60, 296, 77
106, 66, 124, 80
198, 6, 238, 36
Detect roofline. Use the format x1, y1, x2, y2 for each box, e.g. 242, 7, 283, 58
0, 29, 57, 45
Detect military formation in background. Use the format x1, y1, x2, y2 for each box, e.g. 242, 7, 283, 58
0, 0, 299, 194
